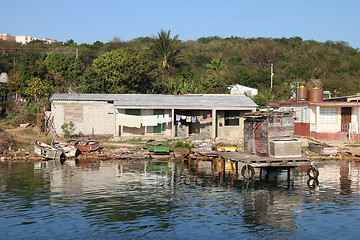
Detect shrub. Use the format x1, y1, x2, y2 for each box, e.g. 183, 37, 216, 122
61, 121, 75, 138
173, 140, 194, 150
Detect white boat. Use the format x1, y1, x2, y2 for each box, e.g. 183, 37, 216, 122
51, 140, 78, 157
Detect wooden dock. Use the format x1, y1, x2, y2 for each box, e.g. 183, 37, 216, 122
190, 148, 309, 167
188, 148, 311, 179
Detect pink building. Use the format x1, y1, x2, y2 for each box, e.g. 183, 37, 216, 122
0, 34, 15, 42
279, 88, 360, 143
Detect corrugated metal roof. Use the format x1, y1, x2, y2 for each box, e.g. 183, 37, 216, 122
51, 93, 257, 108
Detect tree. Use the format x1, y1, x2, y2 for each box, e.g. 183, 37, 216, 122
206, 58, 225, 71
24, 77, 54, 104
81, 48, 160, 94
199, 76, 229, 94
151, 30, 183, 75
243, 38, 282, 69
44, 52, 84, 88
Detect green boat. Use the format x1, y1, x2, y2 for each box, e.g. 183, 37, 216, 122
146, 140, 170, 153
34, 140, 63, 160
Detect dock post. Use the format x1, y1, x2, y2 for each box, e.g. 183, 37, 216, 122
220, 159, 224, 185
222, 158, 225, 175
231, 161, 234, 176
259, 168, 263, 180
287, 167, 291, 181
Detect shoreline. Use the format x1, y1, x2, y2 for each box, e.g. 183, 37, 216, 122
2, 126, 360, 162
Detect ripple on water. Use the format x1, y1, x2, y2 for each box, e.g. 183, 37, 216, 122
0, 160, 360, 239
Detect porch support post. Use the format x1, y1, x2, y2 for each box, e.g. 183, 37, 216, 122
113, 108, 117, 137
171, 108, 175, 138
316, 105, 320, 133
212, 108, 217, 138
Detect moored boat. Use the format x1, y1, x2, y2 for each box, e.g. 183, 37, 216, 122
146, 139, 170, 153
51, 140, 78, 157
75, 140, 100, 152
216, 143, 237, 152
34, 140, 63, 160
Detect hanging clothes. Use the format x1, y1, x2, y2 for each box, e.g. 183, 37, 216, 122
192, 116, 197, 123
119, 114, 142, 128
186, 116, 191, 122
163, 114, 169, 123
142, 115, 158, 127
157, 114, 164, 124
176, 114, 181, 122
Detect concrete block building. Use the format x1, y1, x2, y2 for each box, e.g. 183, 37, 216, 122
50, 93, 257, 140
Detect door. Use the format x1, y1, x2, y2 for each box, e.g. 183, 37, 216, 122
341, 107, 352, 132
154, 109, 165, 134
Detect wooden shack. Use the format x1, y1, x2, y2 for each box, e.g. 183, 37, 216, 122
244, 111, 301, 157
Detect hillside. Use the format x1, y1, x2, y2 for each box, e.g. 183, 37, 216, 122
1, 35, 360, 106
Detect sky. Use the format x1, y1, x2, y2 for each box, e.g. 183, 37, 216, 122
3, 0, 360, 48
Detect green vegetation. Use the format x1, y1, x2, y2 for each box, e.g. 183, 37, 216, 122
345, 144, 360, 148
1, 32, 360, 131
61, 121, 75, 138
172, 140, 194, 150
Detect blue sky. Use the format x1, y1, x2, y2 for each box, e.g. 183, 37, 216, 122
3, 0, 360, 48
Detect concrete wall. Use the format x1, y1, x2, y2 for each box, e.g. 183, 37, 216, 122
52, 101, 114, 136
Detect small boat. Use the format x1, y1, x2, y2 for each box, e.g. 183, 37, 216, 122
308, 142, 338, 156
34, 140, 63, 160
146, 140, 170, 153
75, 140, 100, 152
51, 140, 78, 157
216, 143, 237, 152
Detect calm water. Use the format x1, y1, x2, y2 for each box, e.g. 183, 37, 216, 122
0, 158, 359, 239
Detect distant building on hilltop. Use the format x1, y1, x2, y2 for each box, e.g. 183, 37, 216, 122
15, 35, 57, 44
0, 34, 16, 42
229, 84, 258, 97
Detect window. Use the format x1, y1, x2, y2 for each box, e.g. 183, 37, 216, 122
301, 108, 306, 123
64, 105, 83, 122
225, 111, 239, 126
320, 107, 336, 123
125, 109, 141, 116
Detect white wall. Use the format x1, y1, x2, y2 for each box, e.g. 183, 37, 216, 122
52, 101, 114, 136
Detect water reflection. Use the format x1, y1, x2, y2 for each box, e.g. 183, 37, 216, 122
0, 159, 360, 239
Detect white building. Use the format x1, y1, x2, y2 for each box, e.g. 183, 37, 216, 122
16, 35, 57, 44
229, 85, 258, 97
50, 93, 257, 140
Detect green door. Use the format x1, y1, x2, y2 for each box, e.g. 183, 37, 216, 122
154, 109, 165, 134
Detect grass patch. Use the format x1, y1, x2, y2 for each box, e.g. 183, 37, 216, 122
20, 128, 38, 136
345, 144, 360, 148
295, 135, 321, 143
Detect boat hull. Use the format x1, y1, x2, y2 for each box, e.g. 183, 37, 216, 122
146, 140, 170, 153
34, 140, 63, 160
75, 141, 100, 152
51, 140, 78, 157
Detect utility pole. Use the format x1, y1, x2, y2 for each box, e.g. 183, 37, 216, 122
270, 63, 274, 89
76, 49, 78, 58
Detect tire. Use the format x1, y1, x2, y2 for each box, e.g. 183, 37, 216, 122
241, 165, 255, 179
307, 178, 319, 188
307, 166, 319, 179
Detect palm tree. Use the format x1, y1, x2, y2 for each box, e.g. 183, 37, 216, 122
206, 58, 225, 71
152, 30, 183, 76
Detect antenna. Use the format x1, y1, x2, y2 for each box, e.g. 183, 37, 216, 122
270, 63, 274, 89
